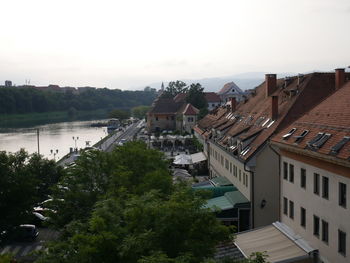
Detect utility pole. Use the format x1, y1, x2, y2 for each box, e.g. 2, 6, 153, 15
37, 128, 40, 155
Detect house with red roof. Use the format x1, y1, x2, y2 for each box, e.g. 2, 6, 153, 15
270, 68, 350, 263
194, 70, 347, 233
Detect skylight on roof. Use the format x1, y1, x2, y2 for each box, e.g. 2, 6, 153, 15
241, 146, 251, 156
308, 133, 332, 149
294, 130, 309, 143
282, 128, 297, 140
330, 136, 350, 154
307, 132, 325, 146
267, 120, 275, 128
255, 117, 265, 126
262, 118, 270, 127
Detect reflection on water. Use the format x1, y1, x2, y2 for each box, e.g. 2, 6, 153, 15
0, 120, 107, 160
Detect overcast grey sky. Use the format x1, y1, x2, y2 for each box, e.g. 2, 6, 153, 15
0, 0, 349, 89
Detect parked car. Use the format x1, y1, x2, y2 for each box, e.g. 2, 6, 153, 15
1, 225, 39, 243
118, 139, 127, 146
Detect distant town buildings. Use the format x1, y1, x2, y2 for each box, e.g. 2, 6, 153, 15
0, 81, 96, 94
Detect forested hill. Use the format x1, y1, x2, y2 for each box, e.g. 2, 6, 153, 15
0, 87, 157, 114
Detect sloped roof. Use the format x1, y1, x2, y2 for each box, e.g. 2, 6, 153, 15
205, 92, 221, 102
148, 97, 183, 114
218, 82, 243, 95
174, 93, 187, 103
183, 103, 199, 115
195, 72, 346, 161
272, 80, 350, 161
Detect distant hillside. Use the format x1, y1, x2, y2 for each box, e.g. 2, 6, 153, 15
147, 72, 296, 92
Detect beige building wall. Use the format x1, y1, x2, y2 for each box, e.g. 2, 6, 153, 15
183, 115, 197, 134
147, 114, 176, 132
208, 142, 251, 200
253, 145, 280, 228
281, 155, 350, 263
194, 130, 208, 157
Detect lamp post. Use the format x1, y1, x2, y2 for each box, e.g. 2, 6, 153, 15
72, 136, 79, 152
50, 149, 59, 161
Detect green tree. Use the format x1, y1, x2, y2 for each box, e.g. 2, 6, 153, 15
163, 81, 187, 98
109, 109, 130, 120
132, 105, 150, 119
186, 83, 207, 110
0, 150, 64, 233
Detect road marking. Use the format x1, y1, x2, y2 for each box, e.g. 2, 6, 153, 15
20, 245, 32, 256
1, 246, 11, 255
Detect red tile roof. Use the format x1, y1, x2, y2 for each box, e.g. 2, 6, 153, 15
195, 72, 346, 161
183, 103, 199, 115
205, 92, 221, 102
174, 93, 187, 103
272, 80, 350, 161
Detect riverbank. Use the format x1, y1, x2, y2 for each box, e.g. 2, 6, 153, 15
0, 109, 108, 128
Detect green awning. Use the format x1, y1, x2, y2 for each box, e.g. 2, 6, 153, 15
225, 191, 249, 207
204, 191, 249, 211
204, 196, 234, 211
193, 185, 237, 198
210, 176, 232, 186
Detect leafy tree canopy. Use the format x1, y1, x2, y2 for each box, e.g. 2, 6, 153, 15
132, 105, 150, 119
163, 81, 188, 98
109, 109, 130, 120
186, 83, 208, 110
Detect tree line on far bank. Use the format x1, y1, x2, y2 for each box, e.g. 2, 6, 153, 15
0, 87, 157, 115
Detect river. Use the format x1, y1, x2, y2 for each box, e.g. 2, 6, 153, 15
0, 120, 108, 160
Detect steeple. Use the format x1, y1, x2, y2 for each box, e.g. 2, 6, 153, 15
161, 82, 164, 91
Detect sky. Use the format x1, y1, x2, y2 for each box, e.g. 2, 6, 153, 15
0, 0, 349, 90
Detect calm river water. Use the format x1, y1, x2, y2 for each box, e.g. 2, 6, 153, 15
0, 120, 107, 160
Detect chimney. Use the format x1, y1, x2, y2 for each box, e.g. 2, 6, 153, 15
265, 74, 277, 98
335, 68, 345, 90
230, 97, 236, 112
271, 96, 278, 120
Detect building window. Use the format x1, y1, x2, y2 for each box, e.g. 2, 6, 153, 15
314, 173, 320, 195
289, 200, 294, 219
234, 166, 237, 177
243, 173, 246, 186
283, 162, 288, 180
229, 162, 232, 173
166, 116, 169, 120
245, 174, 249, 187
188, 117, 193, 122
225, 159, 229, 170
338, 230, 346, 256
322, 220, 329, 244
339, 182, 347, 208
215, 151, 217, 160
171, 116, 174, 120
289, 164, 294, 183
313, 215, 320, 237
239, 170, 241, 181
322, 176, 329, 199
220, 156, 224, 166
212, 104, 215, 107
300, 168, 306, 189
155, 117, 159, 121
300, 207, 306, 228
283, 197, 288, 215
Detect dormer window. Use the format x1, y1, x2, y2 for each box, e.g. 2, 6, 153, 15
282, 128, 297, 140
